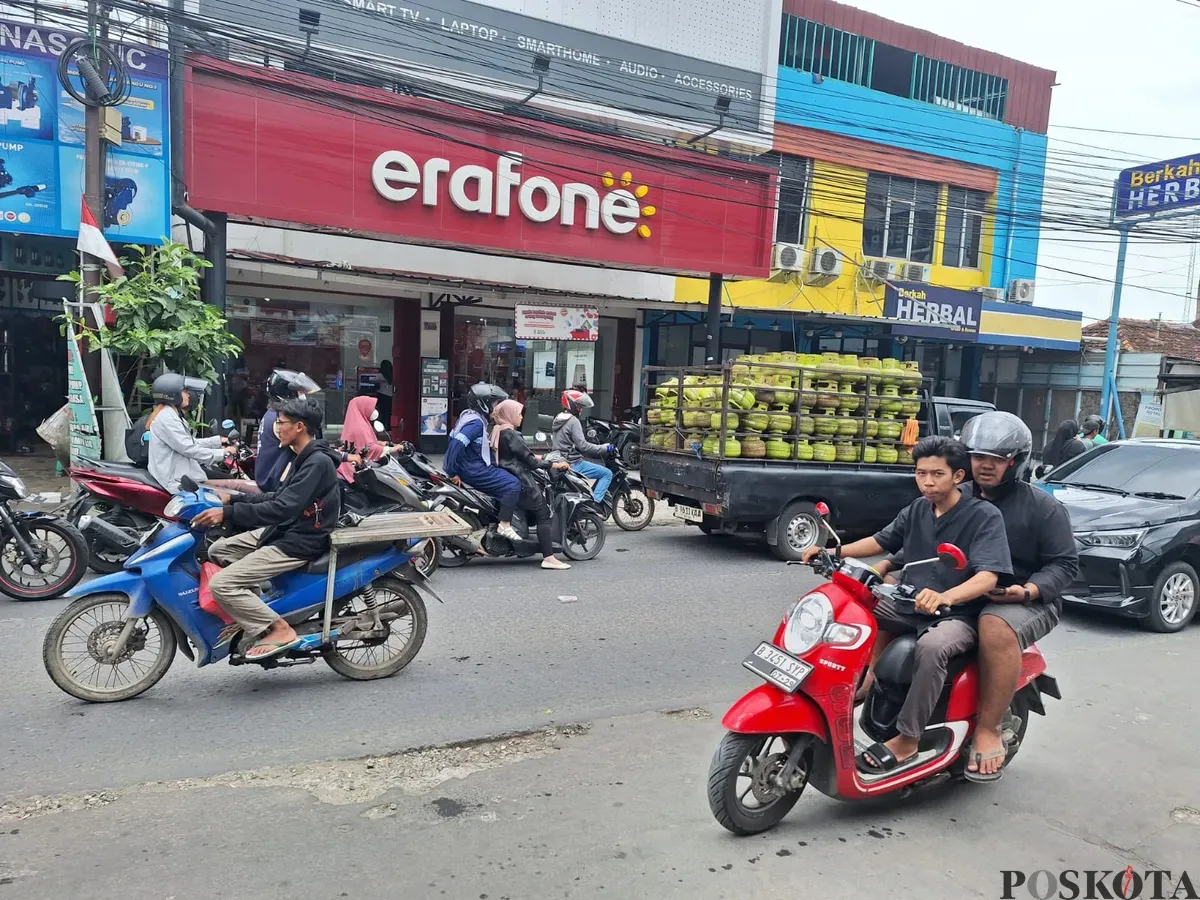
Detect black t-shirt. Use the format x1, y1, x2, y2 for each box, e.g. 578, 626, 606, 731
874, 492, 1013, 617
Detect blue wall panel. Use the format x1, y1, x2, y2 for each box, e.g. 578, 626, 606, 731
775, 68, 1047, 286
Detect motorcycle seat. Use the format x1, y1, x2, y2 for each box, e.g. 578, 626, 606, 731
872, 632, 977, 687
84, 461, 166, 490
303, 541, 395, 574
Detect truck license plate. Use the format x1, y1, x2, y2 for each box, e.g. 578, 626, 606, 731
742, 641, 813, 693
673, 504, 703, 523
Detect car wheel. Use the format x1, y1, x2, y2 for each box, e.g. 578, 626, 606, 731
1143, 561, 1199, 633
771, 501, 823, 562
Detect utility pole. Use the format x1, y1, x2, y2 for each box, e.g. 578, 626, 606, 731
704, 273, 723, 364
79, 0, 107, 406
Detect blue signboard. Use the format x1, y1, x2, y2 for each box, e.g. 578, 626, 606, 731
0, 17, 169, 244
883, 282, 982, 341
1115, 152, 1200, 220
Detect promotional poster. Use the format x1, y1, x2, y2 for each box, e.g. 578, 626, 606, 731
0, 16, 170, 244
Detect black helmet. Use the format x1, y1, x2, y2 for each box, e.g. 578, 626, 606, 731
959, 411, 1033, 483
151, 372, 209, 409
265, 368, 321, 402
1081, 414, 1105, 436
467, 382, 508, 416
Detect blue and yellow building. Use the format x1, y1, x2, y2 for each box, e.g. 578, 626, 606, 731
646, 0, 1082, 397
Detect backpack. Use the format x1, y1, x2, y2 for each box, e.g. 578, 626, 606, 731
124, 407, 163, 468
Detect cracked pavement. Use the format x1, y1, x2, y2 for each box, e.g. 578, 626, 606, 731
1, 525, 1196, 898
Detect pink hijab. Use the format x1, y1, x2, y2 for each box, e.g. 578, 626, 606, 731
338, 395, 384, 482
490, 399, 523, 453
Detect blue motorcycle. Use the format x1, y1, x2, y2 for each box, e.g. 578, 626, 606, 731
42, 483, 441, 703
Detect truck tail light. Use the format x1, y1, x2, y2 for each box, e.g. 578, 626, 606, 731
703, 503, 723, 516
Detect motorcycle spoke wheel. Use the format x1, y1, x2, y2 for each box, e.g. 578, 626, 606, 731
43, 594, 176, 702
562, 511, 606, 561
708, 732, 808, 836
612, 489, 654, 532
0, 520, 86, 599
323, 578, 428, 681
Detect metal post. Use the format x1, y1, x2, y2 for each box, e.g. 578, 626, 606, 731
321, 547, 338, 642
78, 0, 106, 413
705, 273, 723, 364
1099, 225, 1131, 435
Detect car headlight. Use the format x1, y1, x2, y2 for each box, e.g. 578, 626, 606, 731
1, 474, 28, 499
1075, 529, 1147, 549
163, 496, 186, 519
783, 593, 834, 656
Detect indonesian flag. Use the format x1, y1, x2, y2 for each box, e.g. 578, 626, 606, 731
76, 199, 124, 279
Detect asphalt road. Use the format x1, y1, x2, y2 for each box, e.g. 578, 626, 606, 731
1, 522, 1198, 899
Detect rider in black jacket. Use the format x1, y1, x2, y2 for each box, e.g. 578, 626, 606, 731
491, 398, 571, 571
194, 398, 342, 660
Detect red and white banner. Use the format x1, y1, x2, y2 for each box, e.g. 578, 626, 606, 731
515, 305, 599, 341
76, 199, 123, 278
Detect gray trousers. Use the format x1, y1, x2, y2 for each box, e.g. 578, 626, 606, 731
208, 528, 306, 641
874, 598, 977, 740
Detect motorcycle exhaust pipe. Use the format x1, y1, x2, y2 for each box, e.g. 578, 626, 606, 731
79, 514, 141, 552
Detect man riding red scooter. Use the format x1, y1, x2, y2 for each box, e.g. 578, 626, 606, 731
707, 437, 1062, 836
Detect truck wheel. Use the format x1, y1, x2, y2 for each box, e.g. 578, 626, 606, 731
772, 502, 823, 561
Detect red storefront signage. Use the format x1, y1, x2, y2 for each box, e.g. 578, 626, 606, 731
186, 59, 775, 278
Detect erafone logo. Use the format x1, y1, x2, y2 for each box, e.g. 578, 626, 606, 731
371, 151, 656, 238
1002, 866, 1197, 899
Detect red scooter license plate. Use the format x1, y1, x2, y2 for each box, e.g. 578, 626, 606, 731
742, 641, 813, 693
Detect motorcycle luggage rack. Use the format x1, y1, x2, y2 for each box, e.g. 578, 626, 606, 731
321, 509, 472, 641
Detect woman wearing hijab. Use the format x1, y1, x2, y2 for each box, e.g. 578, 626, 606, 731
1040, 419, 1087, 475
337, 395, 391, 483
491, 399, 572, 570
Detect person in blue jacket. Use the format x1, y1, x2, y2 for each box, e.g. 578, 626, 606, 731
444, 382, 522, 542
256, 369, 322, 492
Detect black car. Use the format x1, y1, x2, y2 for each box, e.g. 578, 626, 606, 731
1037, 439, 1200, 632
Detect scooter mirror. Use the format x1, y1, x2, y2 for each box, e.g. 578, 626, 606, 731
373, 421, 386, 434
208, 418, 218, 429
535, 431, 548, 442
814, 502, 830, 518
937, 543, 968, 571
221, 419, 235, 430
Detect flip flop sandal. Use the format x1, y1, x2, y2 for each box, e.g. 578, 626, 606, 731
857, 742, 919, 774
245, 636, 302, 662
963, 745, 1007, 783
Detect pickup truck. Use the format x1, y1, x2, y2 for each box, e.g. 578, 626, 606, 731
640, 393, 996, 561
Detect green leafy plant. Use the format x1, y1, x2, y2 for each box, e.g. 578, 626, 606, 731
59, 240, 242, 387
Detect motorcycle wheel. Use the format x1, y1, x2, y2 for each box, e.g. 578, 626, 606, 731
43, 594, 177, 702
620, 441, 641, 470
323, 578, 428, 681
562, 510, 606, 561
0, 516, 88, 600
412, 538, 440, 578
73, 499, 143, 574
707, 732, 810, 836
612, 487, 655, 532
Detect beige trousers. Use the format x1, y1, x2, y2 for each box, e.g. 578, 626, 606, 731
208, 528, 306, 640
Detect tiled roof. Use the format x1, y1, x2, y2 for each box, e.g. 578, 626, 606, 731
1081, 318, 1200, 361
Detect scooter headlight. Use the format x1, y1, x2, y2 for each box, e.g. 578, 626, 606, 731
163, 496, 186, 519
782, 593, 834, 656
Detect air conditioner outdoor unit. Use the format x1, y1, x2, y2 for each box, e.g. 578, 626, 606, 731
805, 246, 842, 285
863, 258, 897, 283
772, 242, 806, 273
902, 263, 931, 283
973, 286, 1006, 303
1009, 279, 1035, 304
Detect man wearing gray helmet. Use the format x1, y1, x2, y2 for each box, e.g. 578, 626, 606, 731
879, 411, 1078, 783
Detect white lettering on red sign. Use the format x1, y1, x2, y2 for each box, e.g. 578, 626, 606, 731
371, 151, 643, 235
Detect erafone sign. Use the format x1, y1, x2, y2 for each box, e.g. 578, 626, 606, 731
371, 150, 656, 239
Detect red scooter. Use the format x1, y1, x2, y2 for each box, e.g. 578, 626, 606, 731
707, 503, 1061, 836
67, 420, 253, 573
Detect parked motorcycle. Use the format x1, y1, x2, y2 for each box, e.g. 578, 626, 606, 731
584, 411, 642, 470
67, 420, 249, 573
43, 479, 442, 702
706, 503, 1061, 835
0, 459, 88, 600
340, 453, 440, 578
